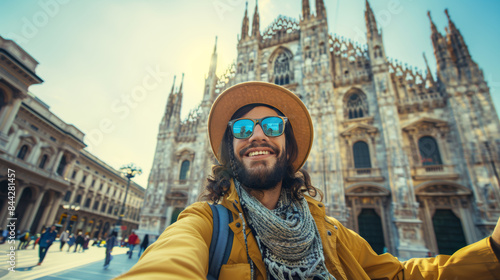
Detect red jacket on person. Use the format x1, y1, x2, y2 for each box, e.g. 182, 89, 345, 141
128, 233, 138, 245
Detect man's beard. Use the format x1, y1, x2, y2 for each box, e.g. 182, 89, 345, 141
233, 144, 288, 190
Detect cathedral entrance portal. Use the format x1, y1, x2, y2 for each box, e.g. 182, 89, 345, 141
432, 209, 467, 255
416, 182, 475, 255
346, 184, 392, 253
358, 208, 385, 254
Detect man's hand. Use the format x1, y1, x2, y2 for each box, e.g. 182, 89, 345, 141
492, 217, 500, 260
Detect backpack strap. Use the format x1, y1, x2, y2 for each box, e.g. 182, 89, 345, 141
207, 203, 234, 280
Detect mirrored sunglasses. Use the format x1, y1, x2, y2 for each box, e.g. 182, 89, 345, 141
228, 116, 288, 139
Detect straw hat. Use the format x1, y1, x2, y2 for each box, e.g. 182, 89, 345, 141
208, 81, 314, 172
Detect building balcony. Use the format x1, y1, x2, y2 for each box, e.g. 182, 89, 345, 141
345, 168, 384, 182
168, 180, 192, 193
411, 165, 459, 180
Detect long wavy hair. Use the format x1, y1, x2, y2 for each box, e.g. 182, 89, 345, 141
200, 104, 321, 203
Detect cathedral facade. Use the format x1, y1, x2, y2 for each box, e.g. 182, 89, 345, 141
139, 0, 500, 258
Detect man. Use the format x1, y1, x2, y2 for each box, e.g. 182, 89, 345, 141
104, 231, 117, 269
117, 82, 500, 279
127, 231, 138, 259
74, 231, 84, 253
17, 229, 29, 249
59, 230, 69, 251
38, 225, 57, 265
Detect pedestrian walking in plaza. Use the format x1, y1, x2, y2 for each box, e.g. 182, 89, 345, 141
137, 234, 149, 258
66, 233, 75, 252
74, 231, 84, 252
32, 233, 40, 249
127, 231, 138, 259
82, 235, 90, 252
103, 231, 117, 269
0, 228, 7, 244
17, 230, 30, 249
38, 225, 57, 265
23, 233, 32, 249
59, 230, 69, 251
96, 237, 104, 247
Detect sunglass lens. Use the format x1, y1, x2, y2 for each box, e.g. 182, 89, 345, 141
261, 117, 284, 137
232, 119, 255, 139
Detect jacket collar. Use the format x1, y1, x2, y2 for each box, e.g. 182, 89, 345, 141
220, 179, 244, 214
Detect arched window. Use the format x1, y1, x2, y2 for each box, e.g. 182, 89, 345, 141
84, 198, 91, 208
347, 93, 368, 119
304, 46, 311, 59
237, 63, 243, 74
17, 145, 29, 160
273, 50, 292, 86
107, 203, 114, 214
319, 42, 326, 55
63, 191, 71, 202
374, 46, 382, 58
93, 200, 100, 210
101, 203, 107, 213
0, 89, 6, 112
57, 155, 68, 176
353, 141, 371, 168
179, 160, 190, 181
74, 194, 82, 204
39, 154, 49, 169
418, 136, 442, 165
249, 60, 254, 72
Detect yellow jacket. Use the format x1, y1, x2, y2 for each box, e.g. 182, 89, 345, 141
117, 182, 500, 279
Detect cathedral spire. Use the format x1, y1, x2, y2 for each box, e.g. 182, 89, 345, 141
178, 73, 184, 94
208, 36, 218, 77
423, 52, 436, 87
444, 9, 472, 65
427, 10, 453, 77
213, 36, 217, 53
302, 0, 310, 20
315, 0, 326, 18
251, 0, 260, 38
365, 0, 379, 40
203, 38, 219, 104
241, 1, 249, 40
162, 75, 177, 128
428, 11, 443, 57
444, 9, 458, 35
427, 10, 439, 36
172, 73, 184, 125
365, 0, 386, 63
169, 75, 176, 95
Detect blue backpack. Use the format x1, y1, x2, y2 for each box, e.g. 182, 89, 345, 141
207, 204, 234, 280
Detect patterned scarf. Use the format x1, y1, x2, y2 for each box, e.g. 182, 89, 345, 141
235, 180, 335, 280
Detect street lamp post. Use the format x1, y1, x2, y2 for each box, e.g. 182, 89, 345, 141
116, 163, 142, 243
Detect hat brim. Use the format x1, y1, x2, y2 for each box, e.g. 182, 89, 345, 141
208, 81, 313, 172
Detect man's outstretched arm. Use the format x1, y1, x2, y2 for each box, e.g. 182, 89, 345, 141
491, 217, 500, 260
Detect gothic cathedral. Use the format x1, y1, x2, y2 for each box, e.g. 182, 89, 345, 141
139, 0, 500, 258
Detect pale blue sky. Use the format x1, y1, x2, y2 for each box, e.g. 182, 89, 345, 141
1, 0, 499, 188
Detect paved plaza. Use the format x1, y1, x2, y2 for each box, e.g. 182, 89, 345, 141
0, 241, 139, 279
